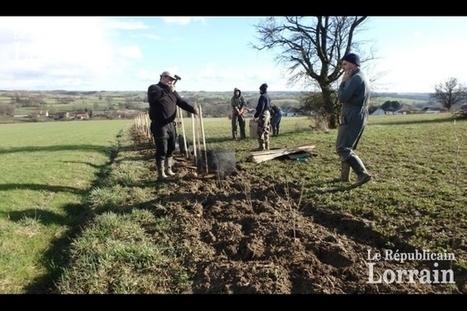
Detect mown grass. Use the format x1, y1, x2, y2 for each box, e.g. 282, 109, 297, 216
0, 120, 131, 293
2, 113, 467, 293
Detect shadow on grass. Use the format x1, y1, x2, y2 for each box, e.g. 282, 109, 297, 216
19, 130, 160, 293
0, 183, 86, 195
0, 144, 133, 156
16, 202, 92, 293
21, 199, 162, 294
14, 135, 140, 293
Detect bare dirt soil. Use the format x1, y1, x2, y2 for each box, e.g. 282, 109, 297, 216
133, 133, 466, 294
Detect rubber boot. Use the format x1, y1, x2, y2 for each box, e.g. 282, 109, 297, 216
256, 143, 266, 151
232, 130, 237, 140
276, 127, 280, 136
346, 155, 372, 187
165, 157, 176, 177
333, 162, 351, 182
265, 142, 270, 151
240, 128, 246, 140
156, 160, 168, 181
272, 129, 277, 136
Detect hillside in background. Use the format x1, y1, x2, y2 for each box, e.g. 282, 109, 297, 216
0, 90, 436, 123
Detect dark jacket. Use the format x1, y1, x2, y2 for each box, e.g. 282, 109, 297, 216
147, 82, 196, 126
270, 104, 282, 116
231, 88, 245, 114
254, 90, 271, 119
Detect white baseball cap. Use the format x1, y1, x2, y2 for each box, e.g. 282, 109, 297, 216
160, 71, 176, 79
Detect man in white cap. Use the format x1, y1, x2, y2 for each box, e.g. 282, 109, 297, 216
335, 53, 372, 187
147, 70, 198, 181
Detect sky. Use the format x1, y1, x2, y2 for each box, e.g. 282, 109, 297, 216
1, 16, 466, 94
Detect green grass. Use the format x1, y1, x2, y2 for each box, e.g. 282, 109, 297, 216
0, 119, 131, 293
2, 112, 467, 293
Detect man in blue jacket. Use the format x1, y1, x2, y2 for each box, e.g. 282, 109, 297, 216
253, 83, 272, 151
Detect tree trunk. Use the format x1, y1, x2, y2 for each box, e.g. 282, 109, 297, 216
320, 86, 340, 130
328, 112, 339, 129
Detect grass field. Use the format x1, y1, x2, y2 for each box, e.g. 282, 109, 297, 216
0, 119, 131, 293
1, 113, 467, 293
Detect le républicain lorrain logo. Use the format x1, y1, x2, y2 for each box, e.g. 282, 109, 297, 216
367, 249, 456, 284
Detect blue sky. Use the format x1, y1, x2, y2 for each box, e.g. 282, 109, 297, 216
1, 16, 466, 93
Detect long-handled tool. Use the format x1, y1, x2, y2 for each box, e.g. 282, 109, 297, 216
177, 106, 189, 158
191, 111, 197, 165
196, 106, 203, 171
198, 104, 208, 174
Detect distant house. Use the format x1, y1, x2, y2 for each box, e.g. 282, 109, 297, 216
31, 110, 49, 117
74, 112, 89, 120
394, 109, 410, 115
371, 108, 386, 116
282, 107, 302, 117
54, 112, 69, 120
368, 106, 379, 114
421, 107, 443, 114
384, 107, 397, 115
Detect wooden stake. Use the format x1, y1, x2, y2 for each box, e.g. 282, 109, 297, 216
198, 104, 209, 174
191, 111, 197, 166
177, 107, 189, 159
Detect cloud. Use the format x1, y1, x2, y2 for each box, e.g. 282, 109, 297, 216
0, 17, 119, 90
181, 62, 301, 92
118, 46, 142, 59
104, 20, 149, 30
139, 33, 163, 40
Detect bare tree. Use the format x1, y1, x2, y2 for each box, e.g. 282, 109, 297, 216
251, 16, 369, 129
430, 77, 467, 111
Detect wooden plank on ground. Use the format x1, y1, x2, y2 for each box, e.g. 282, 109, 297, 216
249, 143, 316, 163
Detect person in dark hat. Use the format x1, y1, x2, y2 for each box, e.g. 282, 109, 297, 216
334, 53, 372, 187
270, 103, 283, 136
147, 70, 198, 181
253, 83, 272, 150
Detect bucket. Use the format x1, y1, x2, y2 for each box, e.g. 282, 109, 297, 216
249, 119, 258, 138
196, 149, 236, 179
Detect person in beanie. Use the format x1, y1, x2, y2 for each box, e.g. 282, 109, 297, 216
270, 104, 283, 136
147, 70, 198, 181
230, 87, 247, 140
253, 83, 272, 150
335, 53, 372, 187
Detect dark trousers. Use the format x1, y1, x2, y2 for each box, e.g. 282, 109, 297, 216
151, 122, 176, 162
231, 112, 246, 138
271, 113, 282, 132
